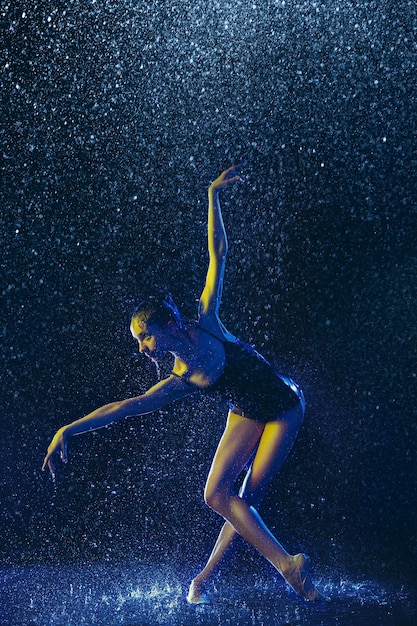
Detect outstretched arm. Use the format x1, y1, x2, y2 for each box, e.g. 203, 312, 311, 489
42, 375, 192, 477
199, 166, 242, 320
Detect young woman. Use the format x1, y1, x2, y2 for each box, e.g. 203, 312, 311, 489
43, 166, 326, 603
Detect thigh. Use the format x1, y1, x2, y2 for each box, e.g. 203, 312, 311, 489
240, 403, 304, 506
205, 411, 264, 498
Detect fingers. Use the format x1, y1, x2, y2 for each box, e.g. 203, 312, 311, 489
42, 452, 50, 472
224, 164, 243, 175
211, 165, 244, 185
220, 174, 243, 189
226, 174, 243, 185
60, 444, 68, 464
42, 440, 67, 477
210, 166, 244, 191
222, 164, 243, 181
42, 453, 56, 478
222, 165, 245, 186
48, 458, 56, 479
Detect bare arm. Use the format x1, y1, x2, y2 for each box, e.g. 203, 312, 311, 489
198, 166, 242, 320
42, 375, 192, 477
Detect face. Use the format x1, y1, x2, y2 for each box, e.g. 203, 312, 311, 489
130, 316, 167, 362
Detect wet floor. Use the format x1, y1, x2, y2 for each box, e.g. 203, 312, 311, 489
1, 561, 415, 626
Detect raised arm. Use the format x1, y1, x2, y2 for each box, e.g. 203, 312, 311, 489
42, 375, 192, 477
198, 166, 242, 320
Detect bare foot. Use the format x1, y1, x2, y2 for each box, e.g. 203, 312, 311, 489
186, 579, 210, 605
282, 554, 328, 602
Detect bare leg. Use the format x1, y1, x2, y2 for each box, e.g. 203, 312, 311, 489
187, 408, 302, 603
188, 405, 325, 603
187, 522, 236, 603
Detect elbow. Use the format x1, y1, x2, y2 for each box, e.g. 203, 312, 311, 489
120, 397, 146, 418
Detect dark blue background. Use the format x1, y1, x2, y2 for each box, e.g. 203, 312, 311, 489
1, 0, 416, 591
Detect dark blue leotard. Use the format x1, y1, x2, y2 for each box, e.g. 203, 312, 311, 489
172, 326, 302, 423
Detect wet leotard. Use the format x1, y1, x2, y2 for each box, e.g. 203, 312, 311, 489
172, 326, 302, 423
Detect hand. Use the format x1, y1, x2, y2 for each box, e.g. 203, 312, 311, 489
209, 165, 243, 194
42, 427, 69, 478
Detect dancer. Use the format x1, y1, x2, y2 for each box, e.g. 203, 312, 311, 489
43, 166, 326, 603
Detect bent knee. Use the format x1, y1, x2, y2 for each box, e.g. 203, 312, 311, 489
203, 485, 220, 511
204, 484, 228, 514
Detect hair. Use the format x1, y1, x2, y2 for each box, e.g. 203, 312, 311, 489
131, 291, 184, 329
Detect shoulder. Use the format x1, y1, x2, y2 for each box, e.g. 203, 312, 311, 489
196, 312, 236, 343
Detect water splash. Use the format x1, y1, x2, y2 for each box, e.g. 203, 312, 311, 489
1, 562, 415, 626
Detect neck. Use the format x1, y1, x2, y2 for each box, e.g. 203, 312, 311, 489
168, 326, 194, 360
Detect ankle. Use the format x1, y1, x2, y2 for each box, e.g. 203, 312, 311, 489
187, 578, 210, 605
193, 574, 206, 586
189, 578, 202, 591
278, 554, 294, 575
